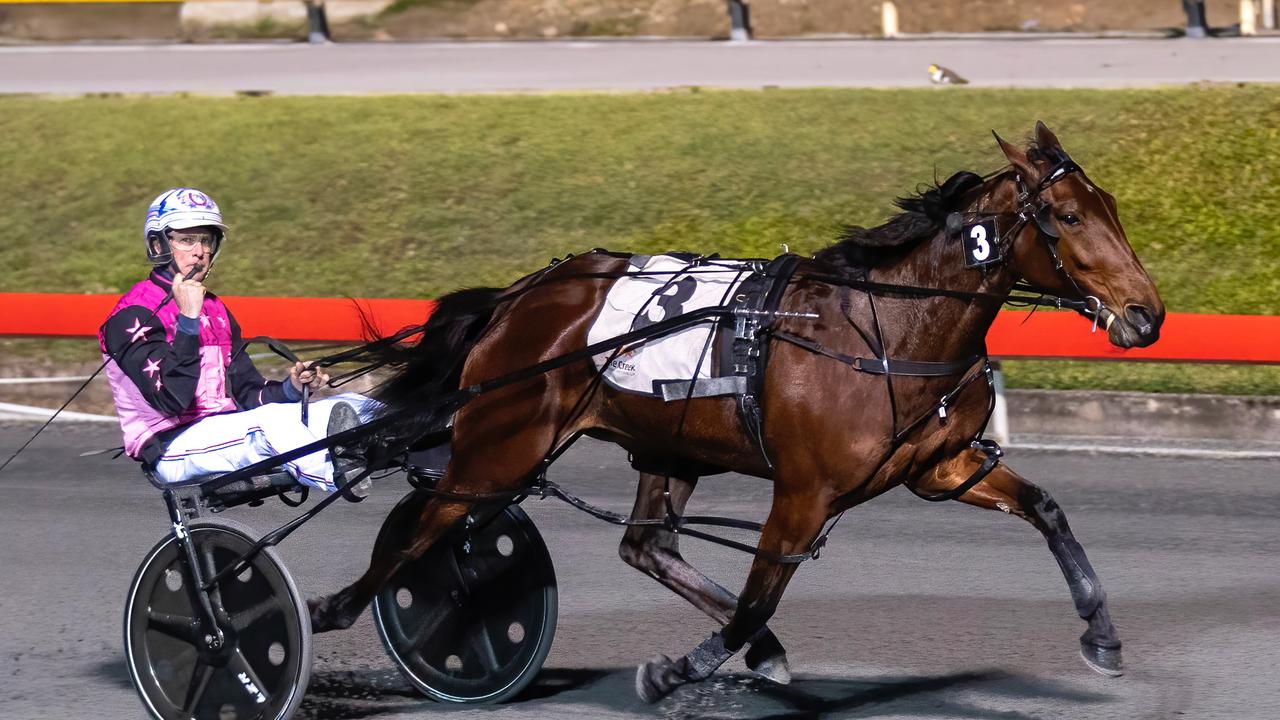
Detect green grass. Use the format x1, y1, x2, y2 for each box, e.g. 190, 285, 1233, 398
0, 87, 1277, 393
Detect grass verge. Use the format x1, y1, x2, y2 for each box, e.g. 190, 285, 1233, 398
0, 87, 1277, 394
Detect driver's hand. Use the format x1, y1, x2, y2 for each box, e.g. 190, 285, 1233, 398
172, 276, 206, 319
289, 361, 329, 393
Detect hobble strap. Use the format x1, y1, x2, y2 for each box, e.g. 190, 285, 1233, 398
912, 438, 1004, 503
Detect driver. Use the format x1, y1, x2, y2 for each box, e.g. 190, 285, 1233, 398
99, 187, 374, 496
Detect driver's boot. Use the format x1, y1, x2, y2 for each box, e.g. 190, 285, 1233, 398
327, 401, 370, 501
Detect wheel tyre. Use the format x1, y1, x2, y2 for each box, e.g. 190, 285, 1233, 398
123, 518, 312, 720
372, 501, 557, 703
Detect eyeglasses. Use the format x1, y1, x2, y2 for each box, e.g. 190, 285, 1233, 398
168, 233, 219, 251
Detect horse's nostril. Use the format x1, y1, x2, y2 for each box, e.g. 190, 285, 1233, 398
1124, 305, 1154, 336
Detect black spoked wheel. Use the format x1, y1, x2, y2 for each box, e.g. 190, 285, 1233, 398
372, 499, 557, 703
124, 518, 311, 720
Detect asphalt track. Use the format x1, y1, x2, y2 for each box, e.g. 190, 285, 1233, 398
2, 38, 1280, 94
1, 420, 1277, 719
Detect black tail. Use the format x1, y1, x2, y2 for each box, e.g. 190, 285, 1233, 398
366, 286, 504, 434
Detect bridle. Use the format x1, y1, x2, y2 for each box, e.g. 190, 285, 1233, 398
943, 149, 1113, 333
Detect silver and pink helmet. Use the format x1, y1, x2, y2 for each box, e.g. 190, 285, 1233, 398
143, 188, 228, 266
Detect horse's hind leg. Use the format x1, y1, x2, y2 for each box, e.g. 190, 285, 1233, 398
636, 488, 829, 702
618, 471, 791, 684
910, 448, 1123, 676
311, 400, 562, 633
310, 492, 475, 633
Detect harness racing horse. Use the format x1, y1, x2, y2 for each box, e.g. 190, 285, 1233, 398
308, 122, 1164, 701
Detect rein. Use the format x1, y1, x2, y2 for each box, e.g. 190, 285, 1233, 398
121, 157, 1106, 566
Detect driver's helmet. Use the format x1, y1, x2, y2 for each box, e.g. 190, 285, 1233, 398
143, 188, 228, 266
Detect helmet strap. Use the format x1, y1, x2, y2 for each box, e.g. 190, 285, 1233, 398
205, 229, 223, 280
147, 230, 173, 267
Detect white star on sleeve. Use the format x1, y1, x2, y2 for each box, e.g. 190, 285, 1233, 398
126, 317, 151, 343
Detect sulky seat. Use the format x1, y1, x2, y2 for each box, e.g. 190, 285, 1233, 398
143, 465, 304, 517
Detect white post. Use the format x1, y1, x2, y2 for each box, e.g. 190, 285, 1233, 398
881, 1, 900, 39
1241, 0, 1258, 35
1263, 0, 1276, 29
988, 361, 1010, 446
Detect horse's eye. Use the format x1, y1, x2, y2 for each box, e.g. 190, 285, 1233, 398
1058, 214, 1080, 226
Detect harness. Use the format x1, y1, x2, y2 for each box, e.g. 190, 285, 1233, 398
11, 157, 1102, 574
306, 161, 1097, 560
725, 254, 801, 466
732, 153, 1093, 508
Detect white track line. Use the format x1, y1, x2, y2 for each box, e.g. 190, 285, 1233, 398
1007, 441, 1280, 460
0, 400, 1272, 456
0, 402, 116, 423
0, 376, 93, 384
0, 42, 304, 54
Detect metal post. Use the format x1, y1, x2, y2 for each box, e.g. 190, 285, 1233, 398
988, 361, 1010, 446
727, 0, 751, 42
306, 1, 331, 44
1182, 0, 1210, 38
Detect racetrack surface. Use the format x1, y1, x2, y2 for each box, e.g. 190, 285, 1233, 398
3, 38, 1280, 95
1, 421, 1277, 719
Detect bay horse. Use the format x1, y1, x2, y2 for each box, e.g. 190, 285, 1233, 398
309, 122, 1164, 701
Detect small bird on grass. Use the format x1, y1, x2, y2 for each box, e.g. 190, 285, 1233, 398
928, 63, 969, 85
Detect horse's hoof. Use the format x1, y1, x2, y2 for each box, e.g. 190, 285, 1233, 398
308, 595, 333, 633
1079, 639, 1123, 677
309, 593, 357, 634
635, 655, 682, 703
744, 632, 791, 685
747, 652, 791, 685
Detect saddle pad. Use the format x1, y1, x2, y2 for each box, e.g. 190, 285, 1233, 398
587, 255, 753, 398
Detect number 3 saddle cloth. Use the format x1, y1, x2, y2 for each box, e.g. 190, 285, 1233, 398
585, 253, 798, 401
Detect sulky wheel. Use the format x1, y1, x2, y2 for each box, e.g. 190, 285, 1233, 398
372, 497, 557, 703
124, 518, 311, 720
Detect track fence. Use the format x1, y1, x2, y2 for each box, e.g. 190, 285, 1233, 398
1, 292, 1277, 439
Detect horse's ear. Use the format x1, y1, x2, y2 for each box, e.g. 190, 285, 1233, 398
993, 129, 1037, 181
1034, 121, 1064, 153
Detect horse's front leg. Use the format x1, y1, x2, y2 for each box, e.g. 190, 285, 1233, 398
909, 447, 1123, 676
635, 488, 828, 702
619, 471, 791, 684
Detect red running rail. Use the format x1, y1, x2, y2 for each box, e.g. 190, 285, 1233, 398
0, 292, 1277, 364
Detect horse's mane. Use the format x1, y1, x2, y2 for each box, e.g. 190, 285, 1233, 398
814, 170, 987, 272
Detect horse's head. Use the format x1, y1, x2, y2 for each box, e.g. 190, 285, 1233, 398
994, 122, 1165, 348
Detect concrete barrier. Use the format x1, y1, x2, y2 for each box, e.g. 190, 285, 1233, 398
1006, 389, 1280, 442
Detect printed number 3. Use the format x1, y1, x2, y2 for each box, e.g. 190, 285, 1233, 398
633, 276, 697, 331
969, 224, 990, 262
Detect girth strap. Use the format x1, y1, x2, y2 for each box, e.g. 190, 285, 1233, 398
770, 329, 980, 377
733, 254, 803, 469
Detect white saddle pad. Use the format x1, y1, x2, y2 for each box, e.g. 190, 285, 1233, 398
587, 255, 753, 398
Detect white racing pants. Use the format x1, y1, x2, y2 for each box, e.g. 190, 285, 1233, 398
152, 392, 380, 492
